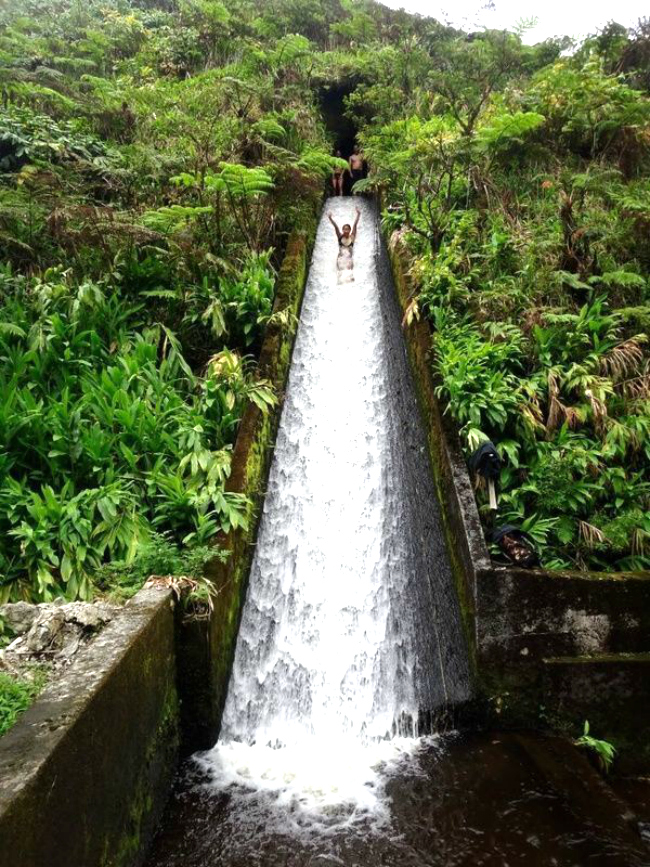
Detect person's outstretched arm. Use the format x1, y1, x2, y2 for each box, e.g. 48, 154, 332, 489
328, 212, 341, 240
351, 207, 361, 241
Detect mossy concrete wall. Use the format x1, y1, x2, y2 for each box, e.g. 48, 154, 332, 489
385, 231, 485, 667
385, 229, 650, 770
176, 218, 318, 753
478, 566, 650, 665
0, 586, 178, 867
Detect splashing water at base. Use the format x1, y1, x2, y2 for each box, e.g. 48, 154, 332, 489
197, 198, 470, 837
196, 736, 436, 836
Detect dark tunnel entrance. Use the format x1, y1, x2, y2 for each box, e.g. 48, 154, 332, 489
319, 83, 365, 195
319, 84, 358, 159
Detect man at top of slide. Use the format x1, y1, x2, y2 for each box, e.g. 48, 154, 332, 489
349, 145, 364, 190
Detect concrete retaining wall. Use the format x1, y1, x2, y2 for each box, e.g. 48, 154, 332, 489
0, 586, 178, 867
478, 566, 650, 665
385, 229, 650, 769
176, 218, 318, 753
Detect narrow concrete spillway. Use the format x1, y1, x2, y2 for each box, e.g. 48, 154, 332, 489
146, 201, 650, 867
196, 197, 471, 822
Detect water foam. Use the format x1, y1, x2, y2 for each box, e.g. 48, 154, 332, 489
197, 736, 431, 834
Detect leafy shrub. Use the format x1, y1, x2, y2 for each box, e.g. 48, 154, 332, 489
433, 319, 523, 441
0, 270, 274, 601
0, 669, 48, 737
95, 532, 221, 601
574, 720, 616, 773
0, 106, 109, 171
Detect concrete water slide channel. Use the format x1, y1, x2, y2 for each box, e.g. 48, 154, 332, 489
144, 201, 649, 867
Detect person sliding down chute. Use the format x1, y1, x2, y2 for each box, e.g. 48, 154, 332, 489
328, 208, 361, 280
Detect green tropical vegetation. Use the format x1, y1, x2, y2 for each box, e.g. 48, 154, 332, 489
575, 719, 617, 772
0, 1, 648, 601
357, 23, 650, 572
0, 0, 334, 601
0, 669, 48, 736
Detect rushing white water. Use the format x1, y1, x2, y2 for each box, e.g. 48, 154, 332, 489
199, 198, 470, 829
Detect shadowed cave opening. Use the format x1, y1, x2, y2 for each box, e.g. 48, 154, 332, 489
319, 83, 358, 159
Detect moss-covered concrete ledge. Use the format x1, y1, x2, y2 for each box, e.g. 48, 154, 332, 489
0, 586, 178, 867
384, 228, 650, 769
176, 216, 318, 754
384, 229, 489, 663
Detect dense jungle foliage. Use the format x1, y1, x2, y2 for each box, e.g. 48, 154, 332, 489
356, 20, 650, 572
0, 1, 648, 600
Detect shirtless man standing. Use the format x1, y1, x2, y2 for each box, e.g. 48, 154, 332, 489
348, 145, 364, 190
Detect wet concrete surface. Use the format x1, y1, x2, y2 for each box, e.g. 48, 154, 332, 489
146, 731, 649, 867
